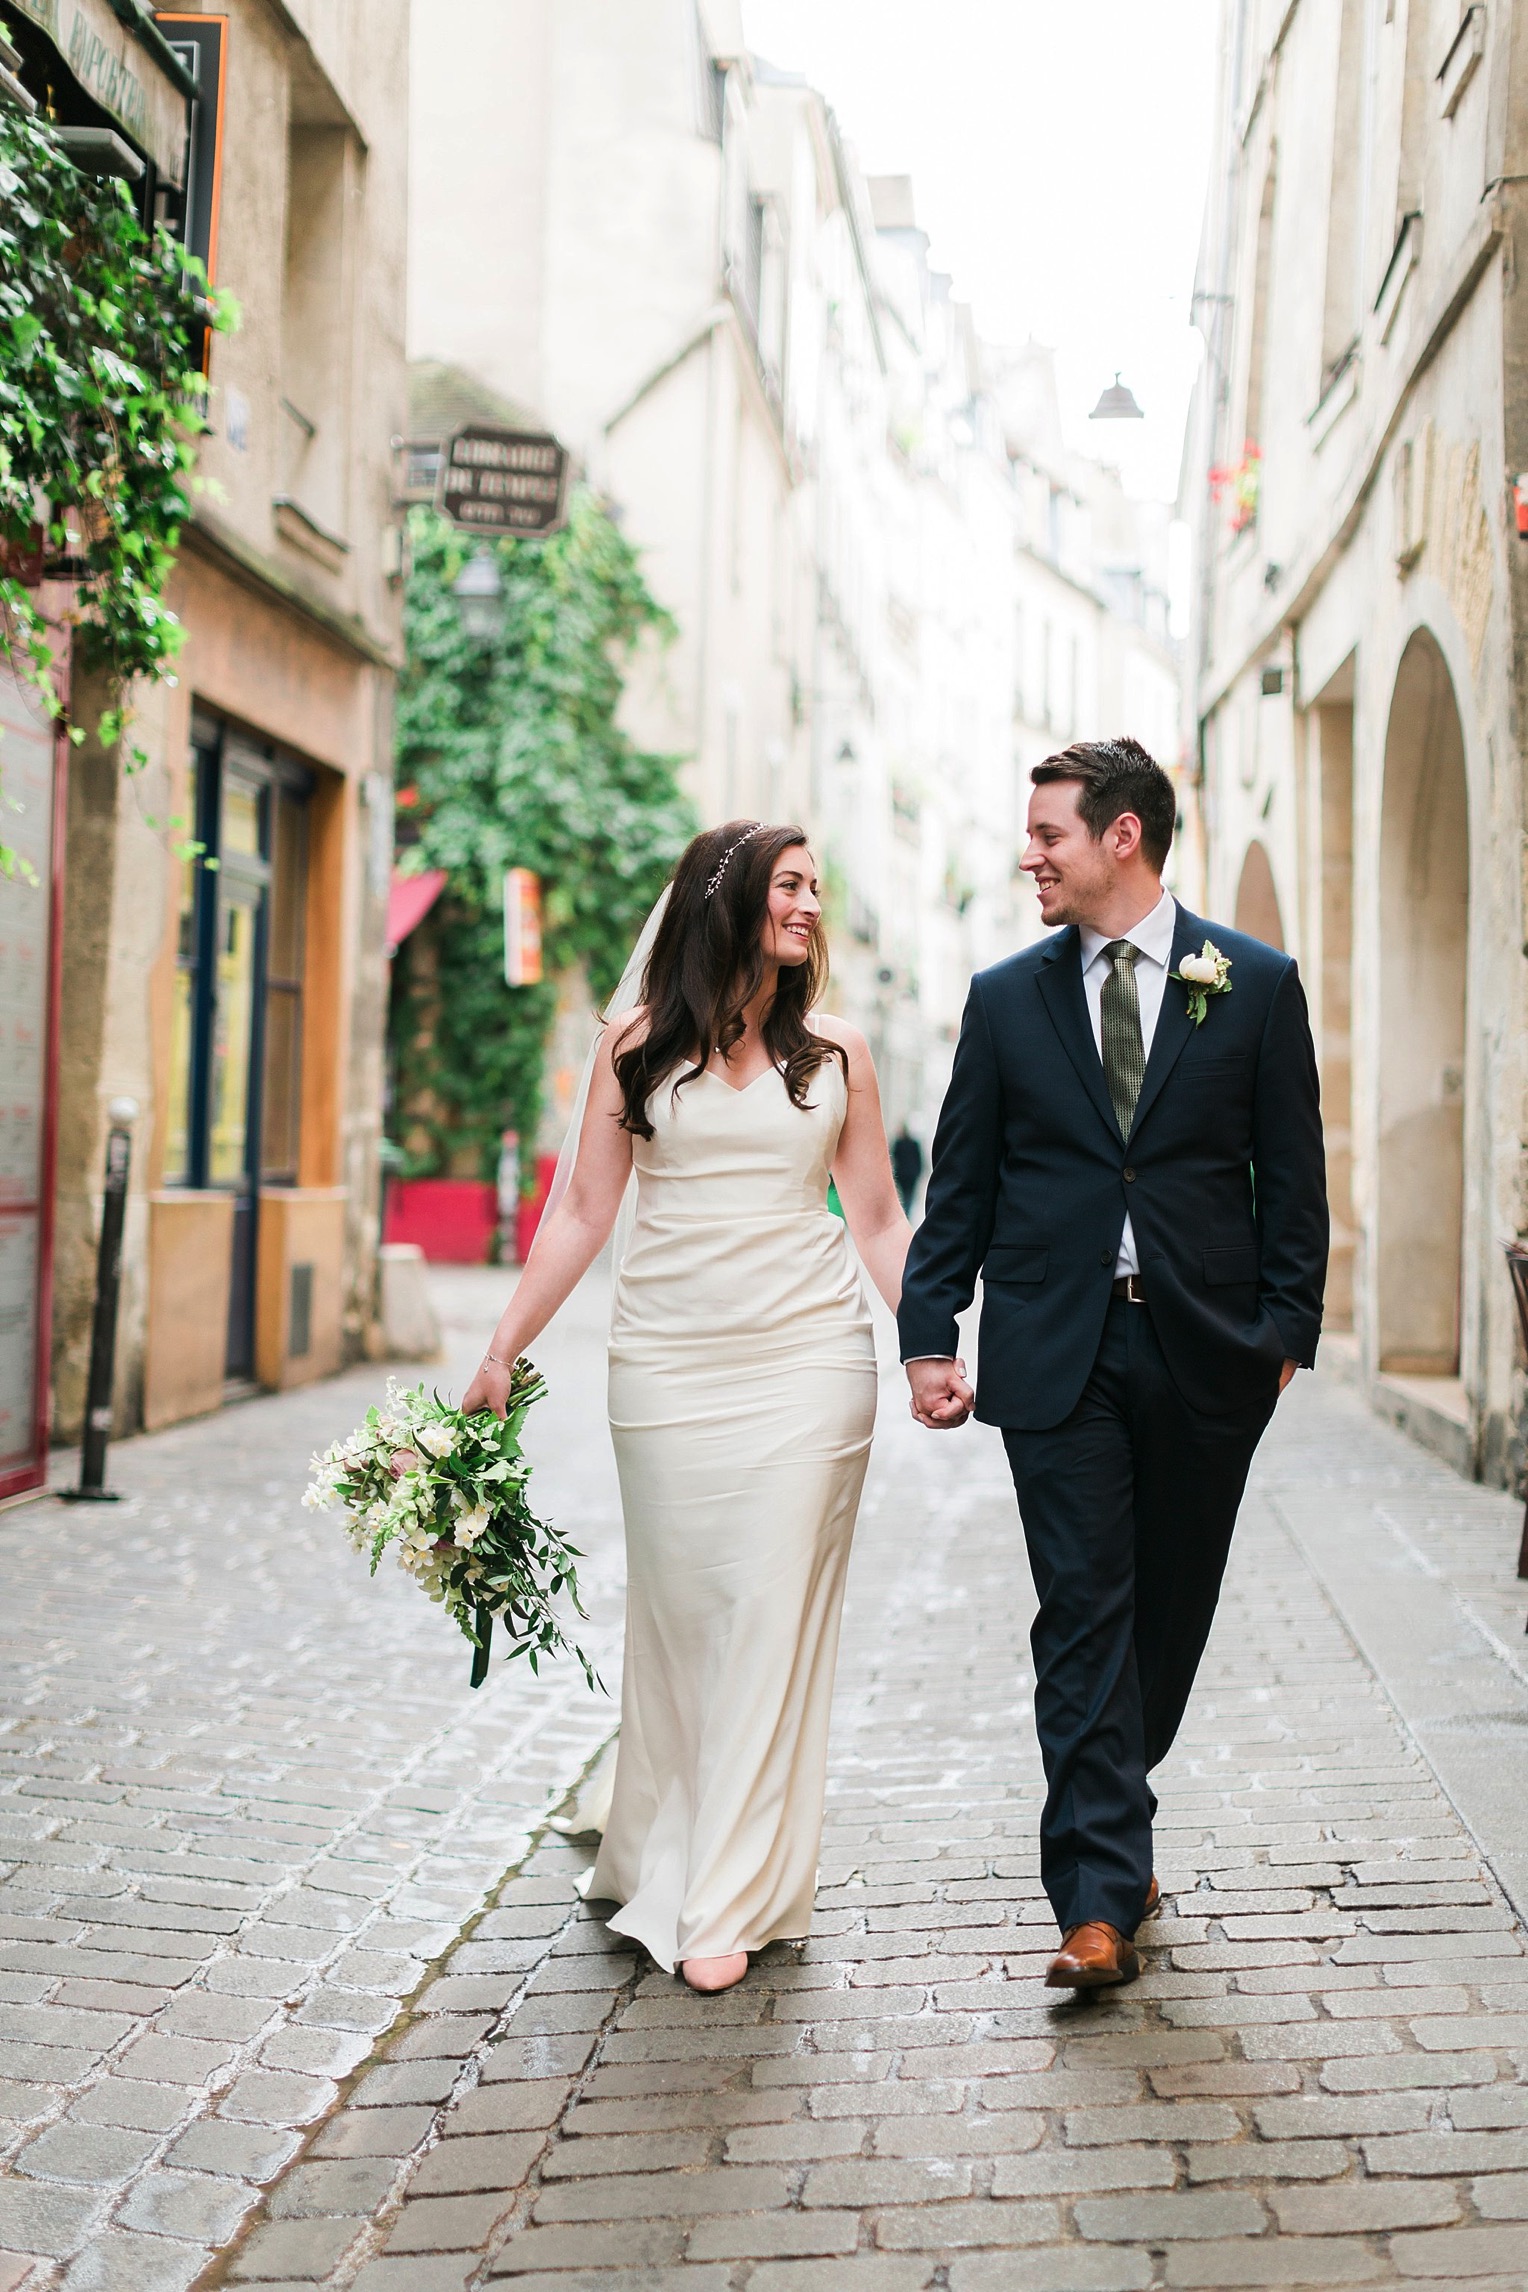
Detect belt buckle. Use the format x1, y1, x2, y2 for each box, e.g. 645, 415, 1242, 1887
1124, 1273, 1146, 1304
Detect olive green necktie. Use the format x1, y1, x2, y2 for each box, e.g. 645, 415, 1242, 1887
1101, 940, 1146, 1138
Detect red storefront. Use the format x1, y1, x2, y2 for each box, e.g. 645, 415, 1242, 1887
0, 652, 68, 1502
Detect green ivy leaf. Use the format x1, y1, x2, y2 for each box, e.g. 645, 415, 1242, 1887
0, 112, 231, 871
390, 495, 695, 1179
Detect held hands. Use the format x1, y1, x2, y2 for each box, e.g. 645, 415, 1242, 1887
462, 1355, 515, 1421
907, 1357, 975, 1430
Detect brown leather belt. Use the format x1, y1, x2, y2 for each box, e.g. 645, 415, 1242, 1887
1111, 1274, 1147, 1303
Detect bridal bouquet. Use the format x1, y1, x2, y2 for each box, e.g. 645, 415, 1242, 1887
304, 1364, 597, 1691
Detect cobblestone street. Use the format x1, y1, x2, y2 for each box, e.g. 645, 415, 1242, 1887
4, 1273, 1528, 2290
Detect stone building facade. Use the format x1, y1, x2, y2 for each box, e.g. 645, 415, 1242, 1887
1186, 0, 1528, 1481
407, 0, 1181, 1140
0, 0, 409, 1457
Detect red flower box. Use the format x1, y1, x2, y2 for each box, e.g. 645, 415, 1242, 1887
384, 1179, 499, 1265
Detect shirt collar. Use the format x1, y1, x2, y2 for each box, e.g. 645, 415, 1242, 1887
1079, 887, 1177, 971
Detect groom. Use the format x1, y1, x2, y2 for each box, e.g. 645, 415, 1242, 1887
899, 737, 1326, 1988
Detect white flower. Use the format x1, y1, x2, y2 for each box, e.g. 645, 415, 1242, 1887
454, 1503, 492, 1548
396, 1524, 440, 1575
302, 1455, 343, 1509
417, 1422, 456, 1459
1179, 951, 1220, 985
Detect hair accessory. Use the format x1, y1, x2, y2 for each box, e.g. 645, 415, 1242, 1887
704, 822, 765, 900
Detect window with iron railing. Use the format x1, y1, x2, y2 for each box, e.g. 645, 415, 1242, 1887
739, 194, 765, 340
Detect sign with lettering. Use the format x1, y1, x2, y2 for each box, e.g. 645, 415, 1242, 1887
503, 869, 543, 987
439, 427, 569, 537
9, 0, 188, 183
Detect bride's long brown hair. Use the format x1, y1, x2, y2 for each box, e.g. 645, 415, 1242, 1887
612, 821, 844, 1140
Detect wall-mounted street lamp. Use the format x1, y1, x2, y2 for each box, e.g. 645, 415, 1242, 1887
452, 546, 504, 639
1090, 373, 1145, 420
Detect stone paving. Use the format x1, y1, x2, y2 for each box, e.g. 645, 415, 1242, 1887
0, 1271, 628, 2292
5, 1271, 1528, 2290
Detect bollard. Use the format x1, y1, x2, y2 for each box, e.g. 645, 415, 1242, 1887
61, 1098, 139, 1505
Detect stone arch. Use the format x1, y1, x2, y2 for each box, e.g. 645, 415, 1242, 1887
1233, 838, 1285, 949
1377, 628, 1469, 1375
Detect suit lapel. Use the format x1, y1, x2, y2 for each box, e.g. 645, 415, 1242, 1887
1034, 928, 1123, 1145
1128, 903, 1203, 1139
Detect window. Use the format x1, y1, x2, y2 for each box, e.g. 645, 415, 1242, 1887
162, 759, 202, 1186
262, 787, 308, 1184
1395, 0, 1429, 222
280, 121, 356, 541
1243, 153, 1277, 457
165, 718, 312, 1374
740, 194, 765, 340
1320, 0, 1371, 393
166, 718, 311, 1193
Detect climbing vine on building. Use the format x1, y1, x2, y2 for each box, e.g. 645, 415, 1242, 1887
391, 491, 692, 1182
0, 109, 231, 867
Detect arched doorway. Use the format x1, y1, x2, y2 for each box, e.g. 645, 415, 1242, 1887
1234, 839, 1285, 948
1377, 630, 1468, 1374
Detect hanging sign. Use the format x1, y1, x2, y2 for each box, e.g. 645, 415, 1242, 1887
439, 427, 568, 537
503, 868, 543, 986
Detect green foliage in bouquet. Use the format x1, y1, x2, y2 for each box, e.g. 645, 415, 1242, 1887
306, 1368, 598, 1691
390, 491, 694, 1181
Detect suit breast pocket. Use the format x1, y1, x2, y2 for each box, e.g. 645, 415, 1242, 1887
1204, 1245, 1258, 1286
984, 1243, 1048, 1286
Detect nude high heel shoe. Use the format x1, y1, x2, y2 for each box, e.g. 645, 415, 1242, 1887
680, 1953, 749, 1993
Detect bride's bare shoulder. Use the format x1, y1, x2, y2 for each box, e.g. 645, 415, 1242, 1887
593, 1007, 651, 1082
605, 1003, 651, 1046
810, 1012, 870, 1059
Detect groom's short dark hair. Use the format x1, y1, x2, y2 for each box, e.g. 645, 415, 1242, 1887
1031, 736, 1176, 871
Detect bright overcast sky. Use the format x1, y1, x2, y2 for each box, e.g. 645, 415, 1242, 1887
741, 0, 1220, 503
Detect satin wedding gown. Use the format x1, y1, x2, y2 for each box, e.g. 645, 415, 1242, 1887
589, 1054, 878, 1971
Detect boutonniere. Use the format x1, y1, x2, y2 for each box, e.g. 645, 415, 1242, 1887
1170, 939, 1232, 1026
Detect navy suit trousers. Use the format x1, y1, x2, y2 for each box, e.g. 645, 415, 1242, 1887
1002, 1296, 1279, 1938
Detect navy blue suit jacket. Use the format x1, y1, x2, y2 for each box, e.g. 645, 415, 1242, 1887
897, 905, 1328, 1427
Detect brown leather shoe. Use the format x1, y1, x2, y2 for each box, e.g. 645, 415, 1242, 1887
1143, 1874, 1161, 1918
1046, 1922, 1141, 1988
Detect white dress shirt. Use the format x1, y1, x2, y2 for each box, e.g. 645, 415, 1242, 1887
1079, 887, 1177, 1278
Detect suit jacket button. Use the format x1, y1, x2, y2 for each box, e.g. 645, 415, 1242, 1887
1123, 1167, 1136, 1182
1099, 1250, 1112, 1265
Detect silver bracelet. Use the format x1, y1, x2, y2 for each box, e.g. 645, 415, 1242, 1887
483, 1349, 512, 1370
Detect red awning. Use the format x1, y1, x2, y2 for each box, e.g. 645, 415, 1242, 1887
386, 867, 448, 955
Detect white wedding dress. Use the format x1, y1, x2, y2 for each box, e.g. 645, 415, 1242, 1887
589, 1054, 877, 1970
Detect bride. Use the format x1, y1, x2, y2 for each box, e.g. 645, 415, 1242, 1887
463, 820, 917, 1993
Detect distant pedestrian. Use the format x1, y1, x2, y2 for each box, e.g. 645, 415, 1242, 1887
891, 1125, 924, 1214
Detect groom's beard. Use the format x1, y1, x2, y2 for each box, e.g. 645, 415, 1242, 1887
1036, 889, 1091, 928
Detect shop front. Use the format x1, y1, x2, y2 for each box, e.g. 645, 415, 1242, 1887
139, 538, 390, 1429
0, 654, 67, 1501
5, 0, 405, 1447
